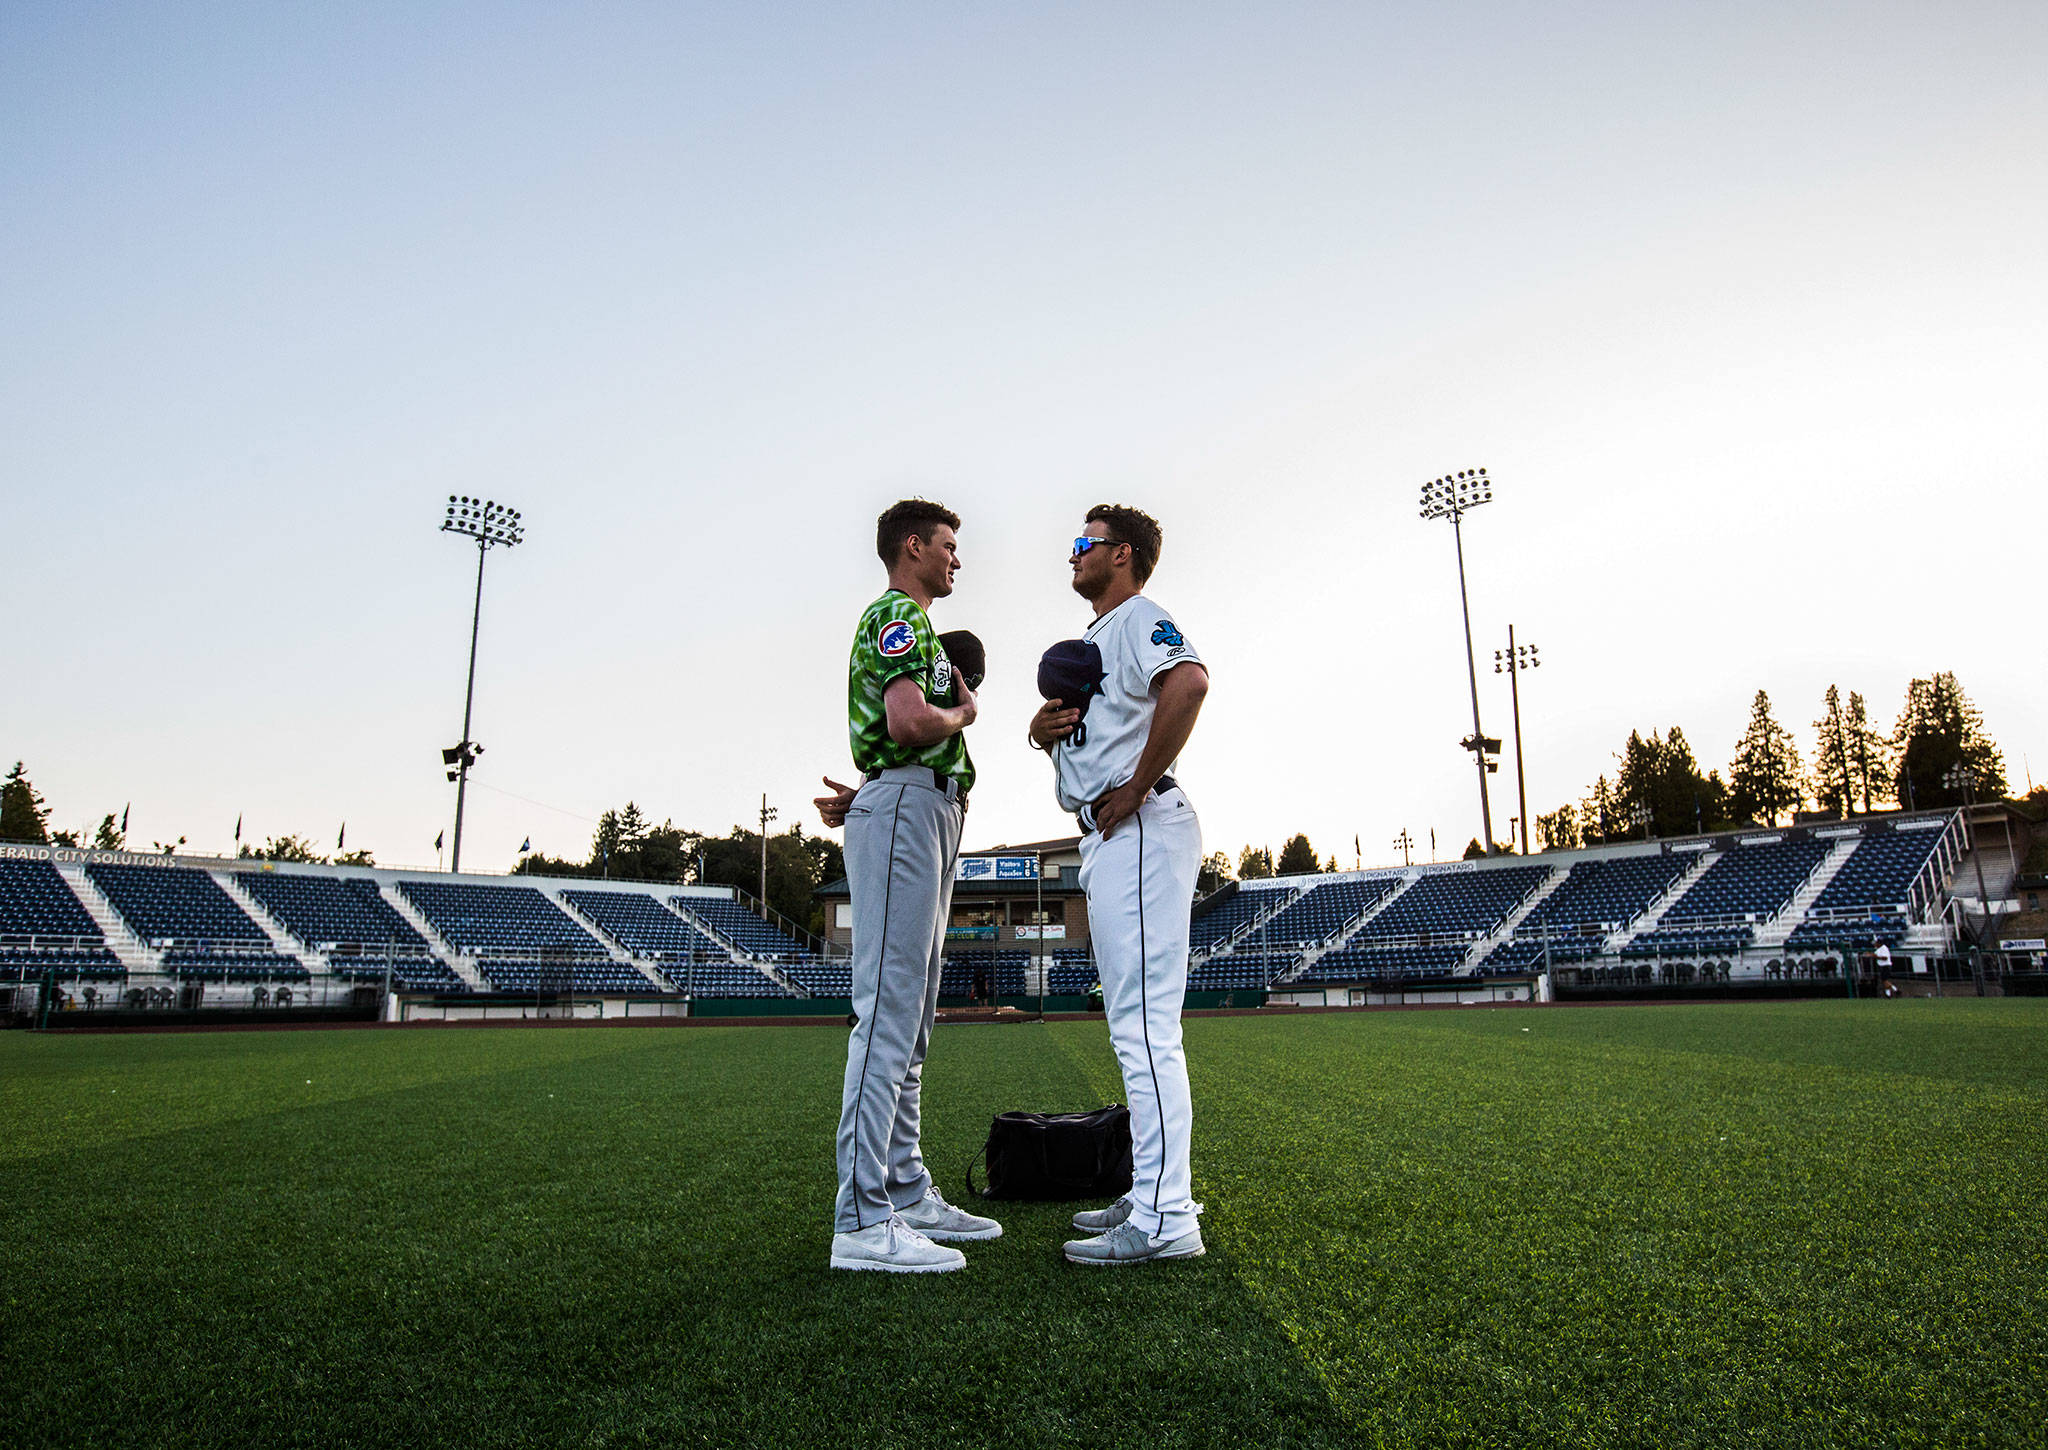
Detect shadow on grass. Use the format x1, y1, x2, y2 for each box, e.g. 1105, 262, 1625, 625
4, 1023, 1355, 1449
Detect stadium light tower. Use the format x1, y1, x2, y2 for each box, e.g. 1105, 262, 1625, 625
1419, 468, 1500, 856
439, 496, 524, 873
1495, 628, 1540, 855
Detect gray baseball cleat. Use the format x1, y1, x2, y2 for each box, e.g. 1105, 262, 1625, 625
1063, 1219, 1206, 1266
1070, 1196, 1134, 1233
895, 1184, 1003, 1242
829, 1214, 967, 1273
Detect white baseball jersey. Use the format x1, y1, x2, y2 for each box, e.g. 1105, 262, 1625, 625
1052, 593, 1202, 813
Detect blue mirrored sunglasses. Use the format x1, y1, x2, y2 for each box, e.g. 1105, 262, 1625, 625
1071, 535, 1126, 557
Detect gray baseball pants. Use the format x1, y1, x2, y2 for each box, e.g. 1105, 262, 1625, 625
833, 769, 964, 1232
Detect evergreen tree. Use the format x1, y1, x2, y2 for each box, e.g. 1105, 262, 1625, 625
1846, 691, 1891, 813
1236, 845, 1274, 880
0, 762, 50, 843
1580, 775, 1617, 845
1729, 690, 1804, 825
91, 813, 125, 850
1276, 833, 1320, 875
1810, 685, 1856, 815
1535, 804, 1580, 851
1893, 672, 2006, 807
1196, 851, 1233, 895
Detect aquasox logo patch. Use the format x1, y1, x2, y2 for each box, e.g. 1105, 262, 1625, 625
1151, 620, 1184, 648
878, 620, 918, 658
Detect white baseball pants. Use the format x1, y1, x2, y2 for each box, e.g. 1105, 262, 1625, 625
1079, 785, 1202, 1241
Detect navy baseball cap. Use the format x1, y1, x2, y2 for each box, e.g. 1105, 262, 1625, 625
1037, 639, 1106, 718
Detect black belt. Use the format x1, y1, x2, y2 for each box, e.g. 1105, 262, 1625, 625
1076, 774, 1177, 836
863, 765, 969, 812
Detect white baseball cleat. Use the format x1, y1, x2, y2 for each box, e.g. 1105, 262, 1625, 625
895, 1184, 1003, 1242
1062, 1219, 1205, 1266
1070, 1196, 1134, 1233
829, 1214, 967, 1273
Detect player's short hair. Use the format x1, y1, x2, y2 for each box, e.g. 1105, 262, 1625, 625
1085, 503, 1163, 584
876, 499, 961, 567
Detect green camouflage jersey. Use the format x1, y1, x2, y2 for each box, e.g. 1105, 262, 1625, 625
847, 590, 975, 790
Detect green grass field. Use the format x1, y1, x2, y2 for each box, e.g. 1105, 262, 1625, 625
5, 1002, 2044, 1448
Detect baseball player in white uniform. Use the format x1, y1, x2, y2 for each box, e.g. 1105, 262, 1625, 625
1029, 504, 1210, 1265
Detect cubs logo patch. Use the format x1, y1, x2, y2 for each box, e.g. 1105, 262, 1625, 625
1151, 620, 1184, 648
878, 620, 917, 658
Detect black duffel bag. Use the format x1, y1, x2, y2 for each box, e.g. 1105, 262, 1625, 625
967, 1104, 1133, 1201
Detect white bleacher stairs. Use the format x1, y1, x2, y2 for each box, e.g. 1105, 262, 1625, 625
1274, 874, 1418, 984
1752, 837, 1860, 953
1607, 849, 1722, 953
543, 887, 672, 992
660, 899, 792, 993
211, 872, 320, 975
374, 883, 490, 992
1457, 864, 1571, 976
54, 861, 159, 976
663, 900, 755, 965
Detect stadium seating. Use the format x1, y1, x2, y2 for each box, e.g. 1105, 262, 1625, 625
1516, 854, 1688, 935
0, 946, 125, 981
649, 958, 792, 996
397, 880, 606, 955
1189, 882, 1296, 954
471, 956, 655, 993
0, 860, 121, 980
1622, 926, 1755, 959
781, 959, 854, 997
563, 890, 728, 960
1251, 877, 1402, 948
1295, 943, 1468, 983
0, 859, 102, 941
1476, 936, 1602, 974
161, 949, 310, 982
328, 954, 466, 992
1187, 953, 1277, 990
1047, 949, 1095, 995
675, 897, 808, 959
1808, 830, 1944, 915
85, 862, 269, 946
1657, 838, 1829, 924
237, 872, 430, 953
939, 951, 1029, 998
1356, 864, 1551, 941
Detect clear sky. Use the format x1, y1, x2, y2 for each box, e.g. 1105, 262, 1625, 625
5, 2, 2043, 873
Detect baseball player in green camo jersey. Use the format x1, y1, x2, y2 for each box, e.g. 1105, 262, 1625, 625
813, 499, 1001, 1273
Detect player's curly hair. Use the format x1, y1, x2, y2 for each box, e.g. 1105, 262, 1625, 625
1085, 504, 1163, 584
876, 498, 961, 567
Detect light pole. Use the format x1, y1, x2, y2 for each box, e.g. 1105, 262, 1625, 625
1628, 801, 1653, 841
1419, 468, 1500, 855
439, 496, 523, 873
1393, 829, 1414, 867
1495, 629, 1539, 855
758, 794, 779, 909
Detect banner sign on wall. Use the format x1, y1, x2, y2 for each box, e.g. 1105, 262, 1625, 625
955, 855, 1040, 881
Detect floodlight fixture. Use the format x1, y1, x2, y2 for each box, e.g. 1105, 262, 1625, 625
438, 496, 525, 872
1420, 465, 1499, 853
1417, 467, 1492, 521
